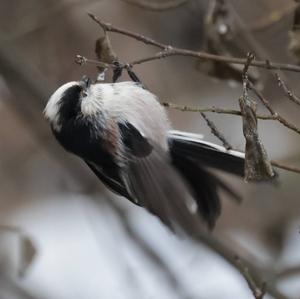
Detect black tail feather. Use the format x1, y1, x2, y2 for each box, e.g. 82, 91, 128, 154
169, 131, 245, 177
169, 131, 244, 228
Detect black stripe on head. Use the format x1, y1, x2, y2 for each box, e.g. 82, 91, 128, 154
58, 84, 83, 122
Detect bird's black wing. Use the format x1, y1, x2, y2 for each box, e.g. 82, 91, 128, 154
119, 122, 205, 235
85, 160, 140, 206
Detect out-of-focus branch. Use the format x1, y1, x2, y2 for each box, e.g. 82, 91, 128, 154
194, 232, 289, 299
250, 4, 296, 32
106, 198, 192, 299
235, 257, 266, 299
87, 13, 300, 73
120, 0, 191, 11
105, 198, 289, 299
275, 265, 300, 280
0, 44, 95, 189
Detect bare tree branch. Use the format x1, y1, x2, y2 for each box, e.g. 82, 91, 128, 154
165, 83, 300, 138
235, 256, 266, 299
270, 160, 300, 174
162, 102, 277, 120
275, 264, 300, 280
194, 232, 289, 299
249, 82, 300, 135
274, 72, 300, 106
88, 13, 166, 48
88, 13, 300, 73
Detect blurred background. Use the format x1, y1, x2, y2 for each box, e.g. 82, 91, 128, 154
1, 0, 300, 298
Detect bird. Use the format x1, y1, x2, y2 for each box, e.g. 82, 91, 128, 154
44, 77, 245, 236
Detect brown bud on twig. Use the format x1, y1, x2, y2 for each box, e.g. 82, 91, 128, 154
95, 35, 118, 63
75, 54, 87, 66
95, 33, 118, 73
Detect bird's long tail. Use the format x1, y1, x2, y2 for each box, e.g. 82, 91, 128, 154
168, 130, 245, 228
168, 130, 245, 176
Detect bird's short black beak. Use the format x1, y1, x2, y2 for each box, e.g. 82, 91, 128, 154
80, 76, 91, 90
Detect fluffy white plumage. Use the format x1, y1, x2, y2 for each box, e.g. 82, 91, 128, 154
44, 81, 171, 151
83, 82, 171, 150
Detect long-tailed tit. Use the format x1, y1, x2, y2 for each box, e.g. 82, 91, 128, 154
44, 77, 245, 235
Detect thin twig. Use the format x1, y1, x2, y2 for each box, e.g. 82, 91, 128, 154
235, 256, 266, 299
242, 52, 254, 102
275, 265, 300, 280
274, 72, 300, 106
200, 112, 233, 150
270, 160, 300, 174
88, 13, 300, 73
249, 83, 300, 135
120, 0, 191, 11
162, 102, 277, 120
242, 52, 255, 81
88, 13, 166, 49
75, 55, 112, 69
